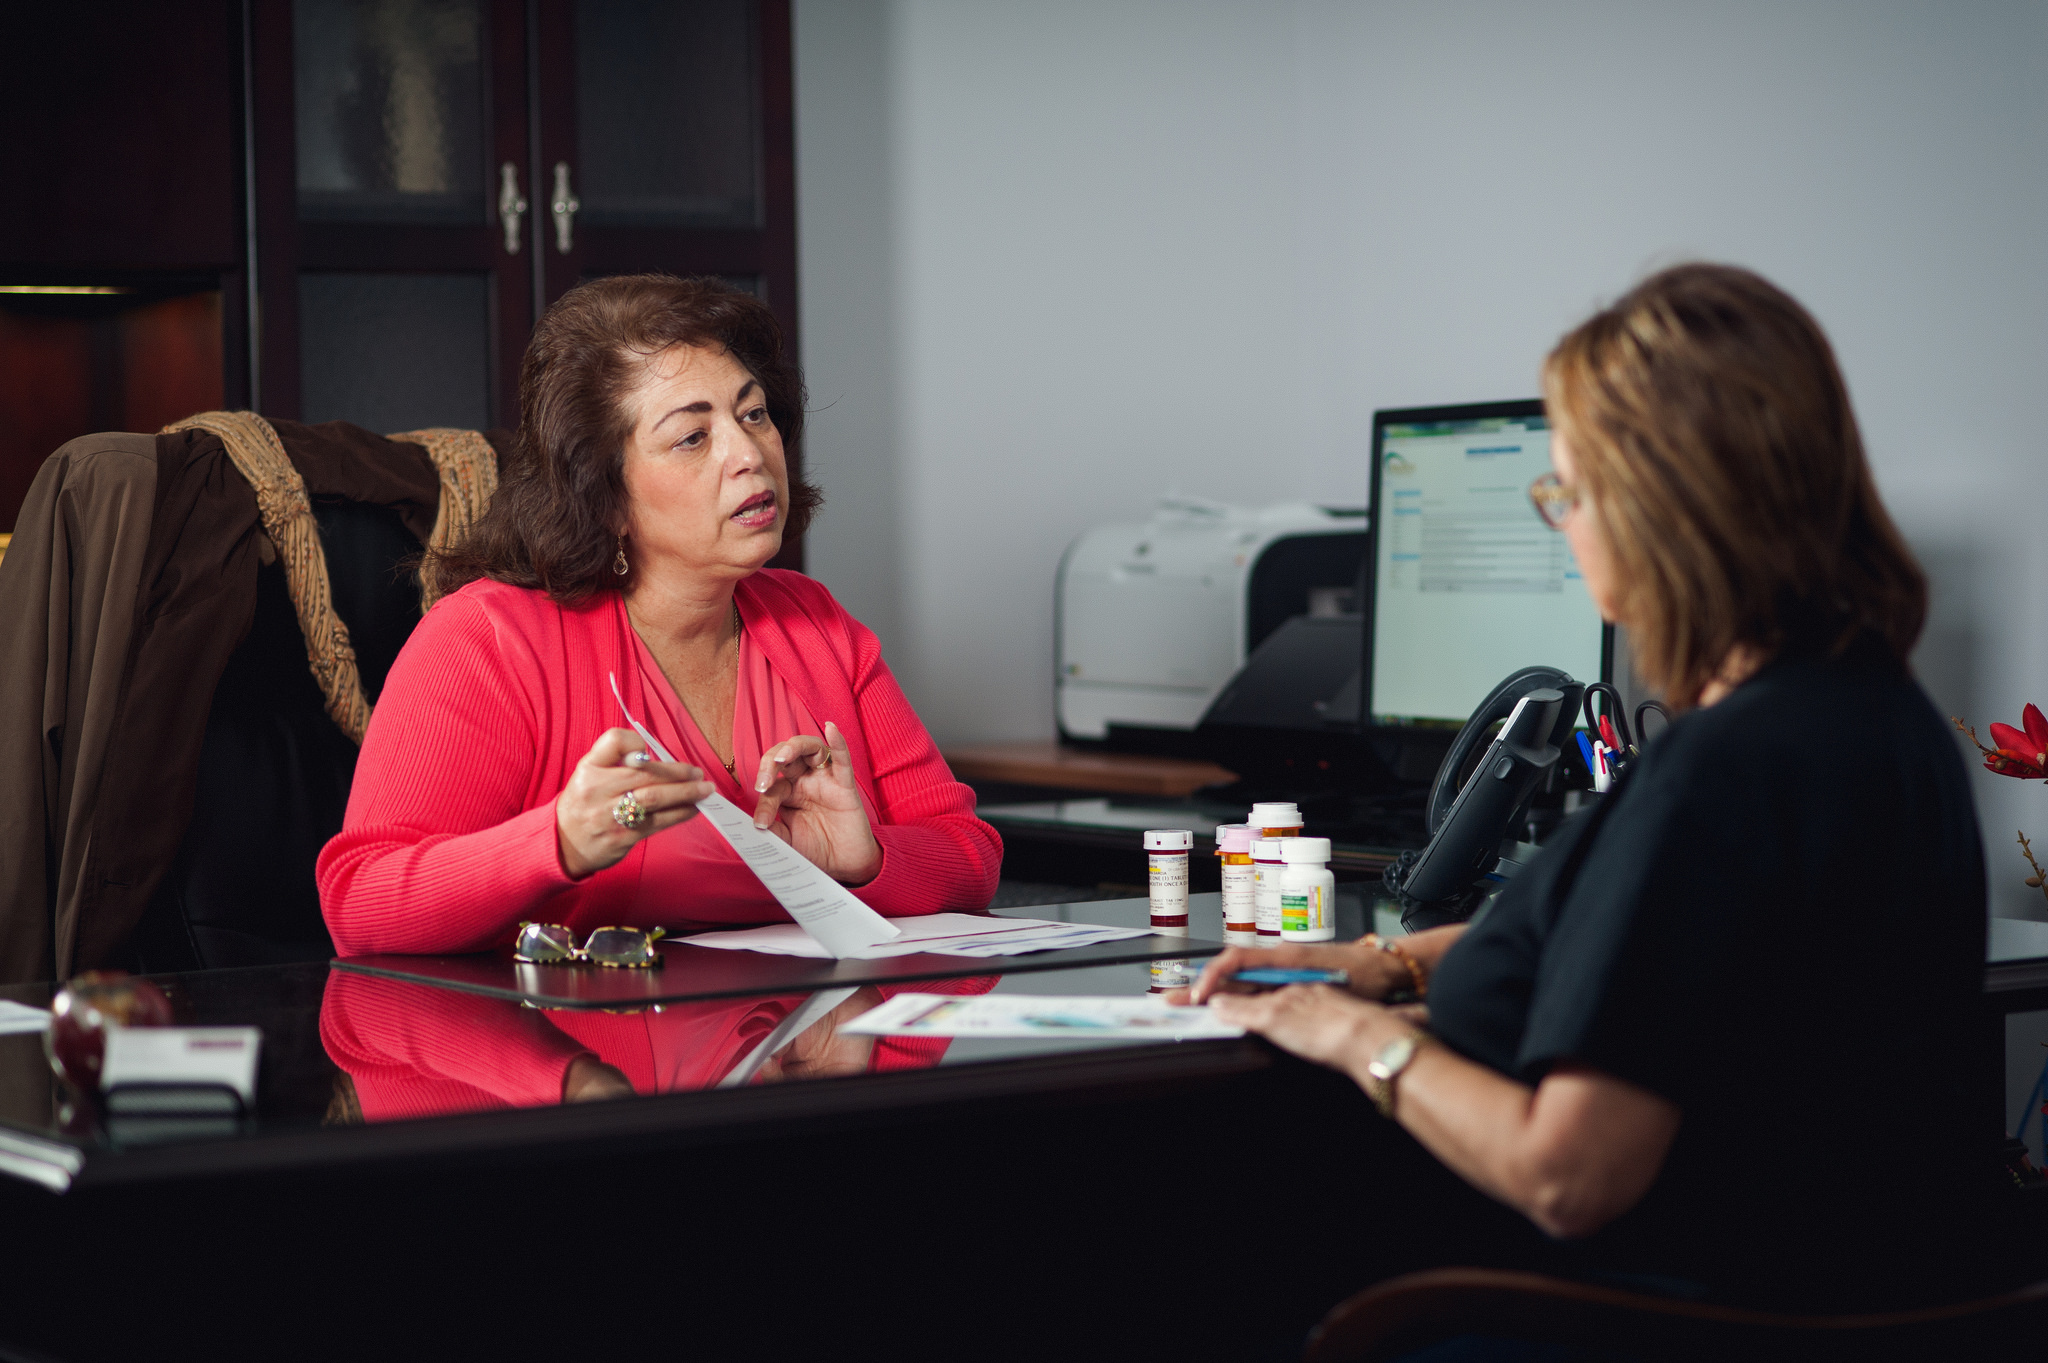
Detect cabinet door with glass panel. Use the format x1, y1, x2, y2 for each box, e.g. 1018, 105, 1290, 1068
267, 0, 795, 443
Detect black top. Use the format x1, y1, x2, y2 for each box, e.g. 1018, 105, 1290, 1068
1427, 638, 1991, 1306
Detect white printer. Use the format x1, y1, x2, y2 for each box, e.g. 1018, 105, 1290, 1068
1055, 498, 1368, 742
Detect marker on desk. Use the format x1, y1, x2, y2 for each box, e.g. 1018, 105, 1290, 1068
1575, 731, 1597, 780
1592, 742, 1612, 794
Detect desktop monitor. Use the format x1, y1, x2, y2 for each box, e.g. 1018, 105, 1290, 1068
1364, 400, 1611, 729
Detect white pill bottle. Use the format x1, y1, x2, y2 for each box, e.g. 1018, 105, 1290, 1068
1278, 837, 1336, 942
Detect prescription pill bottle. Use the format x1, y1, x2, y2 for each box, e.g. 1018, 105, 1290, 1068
1279, 838, 1337, 942
1217, 824, 1258, 944
1252, 838, 1286, 944
1248, 801, 1304, 839
1145, 829, 1193, 934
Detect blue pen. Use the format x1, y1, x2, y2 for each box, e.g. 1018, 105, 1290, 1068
1575, 731, 1597, 776
1231, 967, 1351, 990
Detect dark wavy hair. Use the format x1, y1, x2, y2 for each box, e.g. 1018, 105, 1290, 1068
426, 273, 821, 604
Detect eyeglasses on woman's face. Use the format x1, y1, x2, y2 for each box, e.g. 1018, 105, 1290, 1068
1528, 471, 1580, 531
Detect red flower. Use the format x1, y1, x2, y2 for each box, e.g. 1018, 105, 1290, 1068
1979, 704, 2048, 780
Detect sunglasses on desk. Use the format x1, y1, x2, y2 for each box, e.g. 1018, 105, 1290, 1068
512, 923, 666, 969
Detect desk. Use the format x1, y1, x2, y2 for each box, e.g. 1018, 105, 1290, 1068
3, 903, 2042, 1362
0, 896, 1448, 1363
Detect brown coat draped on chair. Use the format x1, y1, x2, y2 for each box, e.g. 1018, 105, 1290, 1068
0, 419, 506, 983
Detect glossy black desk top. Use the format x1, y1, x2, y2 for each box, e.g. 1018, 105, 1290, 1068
5, 895, 2041, 1195
333, 899, 1227, 1008
0, 898, 1262, 1194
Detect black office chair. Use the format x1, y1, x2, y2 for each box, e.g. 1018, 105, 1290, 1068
131, 494, 426, 970
1304, 1265, 2048, 1362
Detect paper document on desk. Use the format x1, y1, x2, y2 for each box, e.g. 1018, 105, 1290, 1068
839, 993, 1243, 1040
675, 913, 1151, 960
0, 1000, 49, 1036
611, 674, 899, 959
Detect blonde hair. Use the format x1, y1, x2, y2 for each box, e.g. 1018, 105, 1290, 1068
1542, 263, 1925, 708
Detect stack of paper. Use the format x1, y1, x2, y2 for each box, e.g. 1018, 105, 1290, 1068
675, 913, 1151, 960
839, 992, 1244, 1040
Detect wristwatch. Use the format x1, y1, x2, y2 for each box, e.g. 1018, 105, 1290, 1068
1364, 1031, 1424, 1118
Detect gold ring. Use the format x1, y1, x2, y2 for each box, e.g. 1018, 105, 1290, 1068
611, 791, 650, 830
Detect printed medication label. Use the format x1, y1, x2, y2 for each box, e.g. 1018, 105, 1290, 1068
1220, 863, 1257, 926
1148, 852, 1189, 917
1280, 887, 1331, 936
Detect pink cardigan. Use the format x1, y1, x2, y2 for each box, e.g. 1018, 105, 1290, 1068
316, 570, 1001, 955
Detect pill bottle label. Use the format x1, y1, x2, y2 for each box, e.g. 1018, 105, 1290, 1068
1220, 862, 1257, 927
1148, 851, 1189, 919
1254, 863, 1283, 936
1148, 958, 1193, 993
1279, 884, 1335, 941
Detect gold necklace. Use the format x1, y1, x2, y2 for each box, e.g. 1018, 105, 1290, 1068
721, 603, 741, 776
627, 598, 741, 776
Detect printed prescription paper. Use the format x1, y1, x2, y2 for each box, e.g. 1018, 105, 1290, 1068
611, 674, 900, 959
839, 993, 1244, 1041
676, 913, 1151, 960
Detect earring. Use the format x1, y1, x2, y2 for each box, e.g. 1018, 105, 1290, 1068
613, 535, 629, 576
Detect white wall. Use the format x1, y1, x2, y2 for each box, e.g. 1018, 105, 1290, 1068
795, 0, 2048, 920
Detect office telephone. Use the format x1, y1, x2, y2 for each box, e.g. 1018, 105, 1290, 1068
1382, 666, 1585, 915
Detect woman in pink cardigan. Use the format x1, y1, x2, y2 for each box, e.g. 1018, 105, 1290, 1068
317, 275, 1001, 955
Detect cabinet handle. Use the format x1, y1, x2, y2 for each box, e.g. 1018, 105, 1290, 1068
498, 163, 528, 255
550, 162, 581, 254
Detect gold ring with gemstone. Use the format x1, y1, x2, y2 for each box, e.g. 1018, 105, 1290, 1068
611, 791, 650, 830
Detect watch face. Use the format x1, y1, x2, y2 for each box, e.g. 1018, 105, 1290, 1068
1372, 1034, 1418, 1078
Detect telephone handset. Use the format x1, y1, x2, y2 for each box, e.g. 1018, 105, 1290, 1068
1384, 666, 1586, 912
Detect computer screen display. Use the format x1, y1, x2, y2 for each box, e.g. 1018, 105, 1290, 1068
1366, 402, 1608, 727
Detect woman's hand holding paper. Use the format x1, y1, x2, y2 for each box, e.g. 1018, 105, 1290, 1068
750, 721, 882, 886
555, 727, 716, 880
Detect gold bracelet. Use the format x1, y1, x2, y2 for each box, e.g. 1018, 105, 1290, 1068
1363, 933, 1428, 999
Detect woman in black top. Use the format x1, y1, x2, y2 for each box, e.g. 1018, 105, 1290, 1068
1188, 264, 1990, 1307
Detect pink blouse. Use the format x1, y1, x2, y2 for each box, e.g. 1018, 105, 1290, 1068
628, 596, 825, 921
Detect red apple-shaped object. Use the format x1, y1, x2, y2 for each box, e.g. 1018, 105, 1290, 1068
44, 970, 174, 1092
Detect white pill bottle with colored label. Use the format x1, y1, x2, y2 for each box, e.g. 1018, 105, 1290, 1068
1278, 837, 1336, 941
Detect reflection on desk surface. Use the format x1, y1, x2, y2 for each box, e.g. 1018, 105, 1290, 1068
5, 902, 2040, 1182
0, 898, 1269, 1172
320, 971, 998, 1121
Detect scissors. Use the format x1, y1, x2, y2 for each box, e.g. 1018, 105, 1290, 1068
1582, 684, 1674, 759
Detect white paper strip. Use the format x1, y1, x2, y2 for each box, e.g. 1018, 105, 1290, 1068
611, 674, 900, 959
838, 993, 1243, 1041
0, 1000, 50, 1036
676, 913, 1151, 960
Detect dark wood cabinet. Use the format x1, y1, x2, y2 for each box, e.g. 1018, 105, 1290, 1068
0, 4, 242, 272
1, 0, 800, 564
